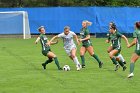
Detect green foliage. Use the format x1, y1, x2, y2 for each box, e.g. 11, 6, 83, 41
0, 0, 140, 7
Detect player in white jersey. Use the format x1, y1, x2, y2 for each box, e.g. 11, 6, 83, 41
47, 26, 81, 71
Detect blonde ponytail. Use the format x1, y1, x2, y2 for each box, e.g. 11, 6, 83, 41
83, 20, 92, 26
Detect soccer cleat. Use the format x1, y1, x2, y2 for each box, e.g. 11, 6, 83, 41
42, 63, 46, 69
127, 73, 134, 78
114, 64, 120, 71
58, 67, 63, 70
77, 64, 81, 71
123, 66, 127, 71
123, 61, 126, 64
99, 62, 103, 68
82, 65, 85, 68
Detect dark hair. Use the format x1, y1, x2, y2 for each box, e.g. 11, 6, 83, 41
110, 25, 116, 30
135, 21, 140, 29
38, 26, 44, 32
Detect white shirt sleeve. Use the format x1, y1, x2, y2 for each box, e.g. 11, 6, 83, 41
58, 33, 64, 38
70, 31, 76, 36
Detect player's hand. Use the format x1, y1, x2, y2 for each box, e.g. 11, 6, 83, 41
78, 39, 83, 42
46, 42, 51, 46
105, 40, 109, 43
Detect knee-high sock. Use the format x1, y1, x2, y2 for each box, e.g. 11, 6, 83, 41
118, 54, 125, 62
73, 57, 80, 66
44, 58, 53, 65
130, 63, 135, 73
54, 57, 61, 69
92, 54, 101, 63
80, 55, 85, 65
118, 60, 124, 67
111, 57, 118, 65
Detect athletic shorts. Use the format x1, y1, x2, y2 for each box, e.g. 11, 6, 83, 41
113, 46, 121, 53
135, 50, 140, 56
64, 44, 76, 56
42, 49, 51, 56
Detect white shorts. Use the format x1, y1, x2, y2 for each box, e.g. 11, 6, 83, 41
64, 44, 76, 56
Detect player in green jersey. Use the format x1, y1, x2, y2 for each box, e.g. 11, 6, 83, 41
79, 20, 103, 68
35, 26, 62, 70
107, 22, 126, 64
106, 25, 129, 71
127, 22, 140, 78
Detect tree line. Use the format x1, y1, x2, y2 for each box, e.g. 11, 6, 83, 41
0, 0, 140, 7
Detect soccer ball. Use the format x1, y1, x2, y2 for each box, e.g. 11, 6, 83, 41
63, 65, 70, 71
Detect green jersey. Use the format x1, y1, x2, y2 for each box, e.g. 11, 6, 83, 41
80, 27, 92, 47
133, 29, 140, 50
109, 31, 122, 48
39, 34, 50, 52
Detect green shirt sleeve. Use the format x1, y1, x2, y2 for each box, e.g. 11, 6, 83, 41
85, 28, 90, 35
117, 31, 122, 37
133, 31, 137, 38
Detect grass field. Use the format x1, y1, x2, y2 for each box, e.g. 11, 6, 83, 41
0, 37, 140, 93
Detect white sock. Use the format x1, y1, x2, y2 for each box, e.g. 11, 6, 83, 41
118, 54, 125, 62
73, 57, 80, 66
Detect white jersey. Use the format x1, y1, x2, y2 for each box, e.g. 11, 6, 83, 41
58, 31, 76, 50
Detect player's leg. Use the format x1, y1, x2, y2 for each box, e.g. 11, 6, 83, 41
118, 54, 126, 64
47, 51, 62, 70
109, 49, 119, 71
128, 53, 139, 78
42, 57, 53, 69
87, 46, 103, 68
116, 55, 127, 71
80, 46, 86, 68
107, 46, 113, 53
70, 48, 81, 70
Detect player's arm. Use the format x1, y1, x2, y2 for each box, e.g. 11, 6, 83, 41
121, 35, 130, 46
79, 35, 90, 42
127, 38, 137, 48
74, 34, 80, 45
47, 35, 59, 46
106, 33, 111, 43
48, 40, 58, 45
35, 37, 40, 44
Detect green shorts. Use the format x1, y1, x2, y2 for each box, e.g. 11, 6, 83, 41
82, 42, 92, 48
135, 50, 140, 56
42, 49, 51, 56
113, 46, 121, 54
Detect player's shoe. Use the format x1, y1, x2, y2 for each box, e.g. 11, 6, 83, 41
127, 73, 134, 78
123, 66, 127, 71
99, 62, 103, 68
82, 65, 85, 68
58, 67, 63, 70
114, 64, 120, 71
77, 64, 81, 71
42, 63, 46, 69
123, 61, 126, 64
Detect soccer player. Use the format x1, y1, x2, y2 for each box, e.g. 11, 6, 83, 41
106, 24, 129, 71
107, 22, 126, 64
79, 20, 103, 68
35, 26, 62, 70
47, 26, 81, 71
127, 21, 140, 78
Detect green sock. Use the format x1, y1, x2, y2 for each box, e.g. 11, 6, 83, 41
111, 57, 118, 65
118, 60, 124, 67
92, 54, 101, 64
54, 57, 61, 69
130, 63, 135, 73
80, 55, 85, 66
45, 58, 53, 65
